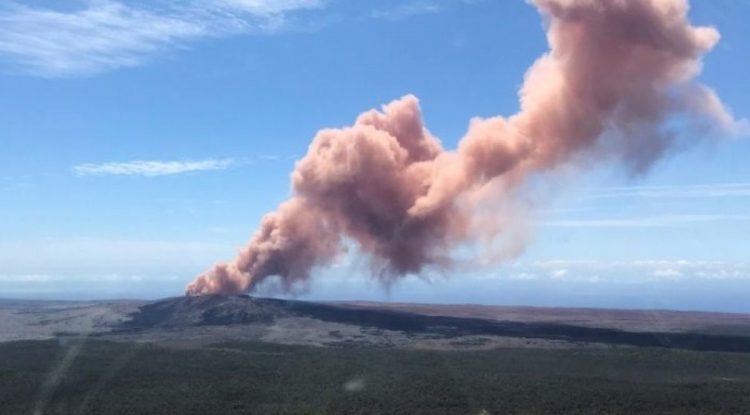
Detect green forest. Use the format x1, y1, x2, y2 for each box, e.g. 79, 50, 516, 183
2, 339, 750, 415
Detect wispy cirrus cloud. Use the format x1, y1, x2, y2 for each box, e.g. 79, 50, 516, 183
369, 0, 481, 21
0, 0, 485, 77
0, 0, 324, 77
585, 182, 750, 200
543, 213, 750, 228
216, 0, 325, 16
370, 1, 443, 21
73, 158, 235, 177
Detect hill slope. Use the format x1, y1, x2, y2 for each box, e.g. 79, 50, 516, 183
110, 295, 750, 352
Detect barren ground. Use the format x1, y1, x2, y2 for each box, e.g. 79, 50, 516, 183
2, 296, 750, 351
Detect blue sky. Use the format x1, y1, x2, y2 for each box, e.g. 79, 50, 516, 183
0, 0, 749, 311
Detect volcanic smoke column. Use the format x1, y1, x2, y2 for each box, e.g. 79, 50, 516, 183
186, 0, 745, 296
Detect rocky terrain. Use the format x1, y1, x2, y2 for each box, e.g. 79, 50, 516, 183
4, 295, 750, 352
0, 299, 145, 342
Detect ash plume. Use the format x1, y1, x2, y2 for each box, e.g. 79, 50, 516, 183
186, 0, 744, 296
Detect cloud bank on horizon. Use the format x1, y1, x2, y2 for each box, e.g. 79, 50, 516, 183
186, 0, 747, 296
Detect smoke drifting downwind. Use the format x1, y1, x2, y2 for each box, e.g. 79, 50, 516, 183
186, 0, 744, 296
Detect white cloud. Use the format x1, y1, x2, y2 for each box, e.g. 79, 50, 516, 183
543, 213, 750, 228
259, 154, 281, 161
651, 268, 684, 280
0, 273, 152, 283
371, 1, 443, 21
0, 0, 323, 77
73, 158, 235, 176
217, 0, 324, 16
548, 268, 569, 279
585, 182, 750, 200
0, 274, 56, 283
524, 259, 750, 283
508, 272, 538, 281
